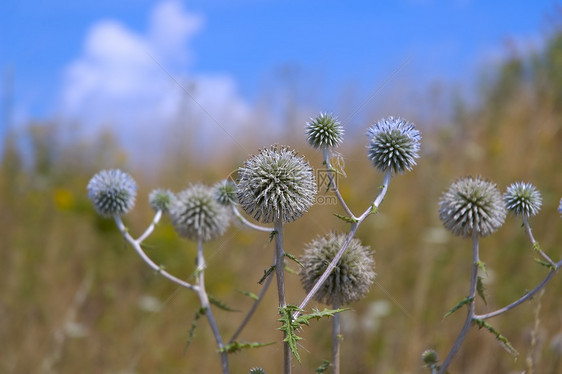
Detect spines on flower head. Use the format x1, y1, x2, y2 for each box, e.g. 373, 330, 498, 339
87, 169, 137, 217
300, 232, 375, 306
213, 179, 238, 206
169, 184, 230, 242
149, 188, 174, 213
438, 177, 506, 238
305, 112, 344, 149
366, 116, 421, 174
237, 145, 316, 223
504, 182, 542, 217
421, 349, 439, 368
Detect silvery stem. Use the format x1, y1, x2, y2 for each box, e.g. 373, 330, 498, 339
274, 219, 291, 374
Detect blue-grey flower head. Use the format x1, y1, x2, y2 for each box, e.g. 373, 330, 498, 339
300, 233, 375, 306
366, 116, 421, 174
504, 182, 542, 217
305, 112, 344, 149
87, 169, 137, 217
421, 349, 439, 368
237, 145, 316, 223
439, 177, 506, 238
213, 180, 238, 206
169, 184, 230, 242
149, 188, 174, 213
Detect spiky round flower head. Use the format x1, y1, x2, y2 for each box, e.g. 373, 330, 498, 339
305, 112, 344, 149
439, 177, 506, 238
366, 116, 421, 174
148, 188, 174, 213
300, 233, 375, 306
249, 368, 266, 374
237, 145, 316, 223
421, 349, 439, 368
169, 184, 230, 242
503, 182, 542, 217
87, 169, 137, 217
213, 180, 238, 206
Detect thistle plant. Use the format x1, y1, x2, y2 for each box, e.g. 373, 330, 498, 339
434, 178, 561, 373
87, 169, 137, 217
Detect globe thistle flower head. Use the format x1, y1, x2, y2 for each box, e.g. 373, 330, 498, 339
305, 112, 344, 149
439, 177, 506, 238
421, 349, 439, 368
300, 233, 375, 306
366, 116, 421, 174
149, 188, 174, 213
504, 182, 542, 217
87, 169, 137, 217
213, 179, 238, 206
237, 145, 316, 223
169, 184, 230, 242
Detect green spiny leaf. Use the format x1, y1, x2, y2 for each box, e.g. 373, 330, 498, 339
533, 258, 556, 270
284, 252, 304, 267
476, 276, 487, 305
315, 360, 331, 373
220, 341, 275, 354
278, 305, 304, 362
472, 318, 519, 357
258, 265, 275, 285
475, 260, 487, 274
533, 241, 542, 252
295, 307, 348, 326
444, 297, 474, 318
184, 306, 206, 354
237, 289, 259, 301
333, 213, 358, 223
208, 294, 239, 312
269, 230, 278, 242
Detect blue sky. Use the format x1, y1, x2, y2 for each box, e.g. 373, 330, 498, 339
0, 0, 558, 153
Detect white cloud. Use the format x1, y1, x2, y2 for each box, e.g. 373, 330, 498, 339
59, 0, 253, 161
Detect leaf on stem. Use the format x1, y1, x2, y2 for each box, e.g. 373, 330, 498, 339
533, 258, 556, 270
444, 297, 474, 318
284, 252, 304, 267
278, 305, 348, 362
219, 341, 275, 354
315, 360, 331, 373
237, 289, 259, 301
269, 230, 278, 242
333, 213, 358, 223
258, 265, 275, 285
209, 294, 239, 312
476, 276, 487, 305
472, 318, 519, 357
184, 306, 207, 354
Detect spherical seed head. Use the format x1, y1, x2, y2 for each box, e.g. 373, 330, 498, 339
237, 145, 317, 223
300, 232, 375, 306
87, 169, 137, 217
213, 180, 238, 206
366, 116, 421, 174
305, 112, 344, 149
421, 349, 438, 367
439, 177, 506, 238
504, 182, 542, 217
169, 184, 230, 242
148, 188, 174, 213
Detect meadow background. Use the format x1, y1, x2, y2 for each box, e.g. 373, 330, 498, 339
1, 1, 562, 373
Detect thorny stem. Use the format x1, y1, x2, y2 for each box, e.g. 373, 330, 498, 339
522, 215, 557, 268
196, 238, 229, 374
294, 170, 392, 318
332, 300, 342, 374
438, 233, 480, 374
228, 256, 275, 343
114, 215, 198, 292
232, 205, 274, 233
274, 219, 292, 374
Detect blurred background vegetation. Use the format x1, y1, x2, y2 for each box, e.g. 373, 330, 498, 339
1, 29, 562, 374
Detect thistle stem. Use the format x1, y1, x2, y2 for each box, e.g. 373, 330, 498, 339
232, 205, 274, 233
274, 219, 291, 374
323, 147, 354, 219
522, 215, 557, 268
332, 300, 342, 374
438, 233, 480, 374
195, 238, 229, 374
114, 215, 197, 292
